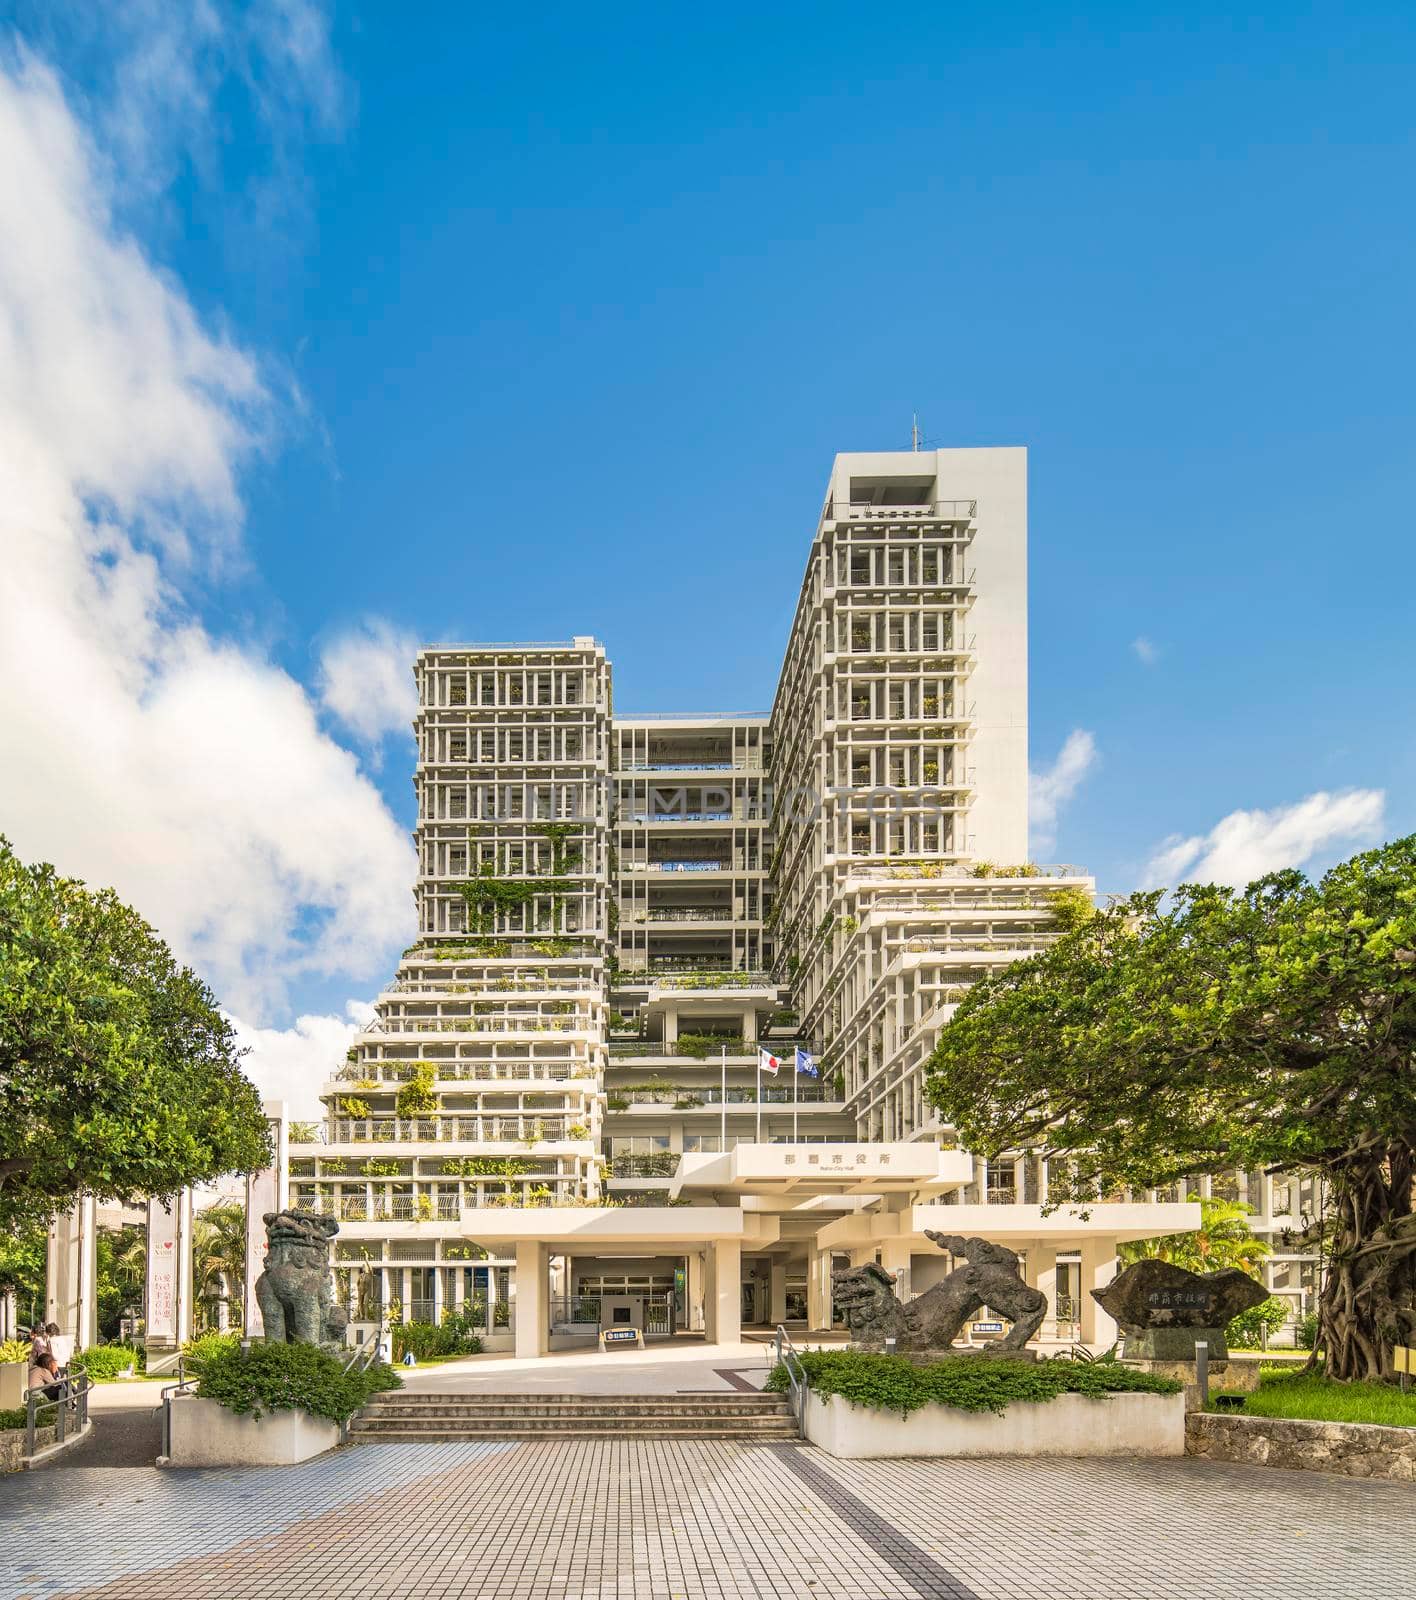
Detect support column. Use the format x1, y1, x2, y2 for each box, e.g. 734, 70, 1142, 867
686, 1250, 707, 1332
1024, 1245, 1058, 1339
807, 1250, 834, 1332
514, 1240, 548, 1359
45, 1196, 98, 1355
1078, 1238, 1119, 1348
243, 1101, 289, 1337
432, 1267, 445, 1326
143, 1190, 192, 1368
880, 1239, 913, 1303
768, 1259, 787, 1326
710, 1238, 741, 1347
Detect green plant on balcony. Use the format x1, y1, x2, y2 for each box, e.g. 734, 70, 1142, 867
521, 1119, 545, 1147
395, 1062, 438, 1118
413, 1194, 435, 1222
841, 915, 860, 936
288, 1120, 320, 1143
832, 1069, 846, 1099
922, 761, 940, 783
320, 1157, 347, 1175
337, 1096, 371, 1118
444, 1242, 487, 1261
566, 1122, 590, 1140
606, 1095, 629, 1111
673, 1097, 702, 1110
361, 1159, 402, 1178
287, 1160, 315, 1176
674, 1032, 742, 1060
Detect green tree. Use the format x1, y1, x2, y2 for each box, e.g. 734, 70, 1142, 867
96, 1223, 146, 1340
0, 838, 271, 1230
925, 837, 1416, 1382
192, 1203, 247, 1329
1119, 1196, 1270, 1274
0, 1218, 47, 1328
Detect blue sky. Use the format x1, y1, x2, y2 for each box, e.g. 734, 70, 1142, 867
1, 3, 1412, 1105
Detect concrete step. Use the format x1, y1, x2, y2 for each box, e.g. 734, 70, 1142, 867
351, 1390, 798, 1442
348, 1440, 800, 1452
352, 1416, 799, 1431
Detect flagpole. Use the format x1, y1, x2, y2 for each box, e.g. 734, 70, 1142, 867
793, 1050, 799, 1143
755, 1050, 762, 1145
720, 1044, 726, 1153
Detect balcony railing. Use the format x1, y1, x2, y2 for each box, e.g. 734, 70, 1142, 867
650, 971, 774, 990
623, 860, 734, 873
608, 1086, 833, 1108
330, 1116, 582, 1144
606, 1153, 680, 1178
825, 497, 977, 521
641, 908, 735, 922
336, 1063, 587, 1086
364, 1018, 589, 1036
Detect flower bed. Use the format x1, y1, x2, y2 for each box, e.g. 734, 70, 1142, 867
766, 1350, 1182, 1414
768, 1351, 1186, 1460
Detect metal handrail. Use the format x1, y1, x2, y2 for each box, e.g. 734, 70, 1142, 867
773, 1325, 809, 1435
25, 1361, 92, 1458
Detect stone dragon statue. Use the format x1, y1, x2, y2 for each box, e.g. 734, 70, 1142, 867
832, 1232, 1047, 1352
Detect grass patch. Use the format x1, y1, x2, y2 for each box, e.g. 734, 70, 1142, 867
766, 1350, 1182, 1416
1223, 1369, 1416, 1428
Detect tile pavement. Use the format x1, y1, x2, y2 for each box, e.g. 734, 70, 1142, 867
0, 1439, 1410, 1600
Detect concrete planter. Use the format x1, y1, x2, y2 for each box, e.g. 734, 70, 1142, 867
1, 1426, 55, 1472
802, 1389, 1186, 1460
0, 1361, 26, 1410
166, 1394, 340, 1467
1186, 1411, 1416, 1480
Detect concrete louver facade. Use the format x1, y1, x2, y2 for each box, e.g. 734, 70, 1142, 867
283, 449, 1267, 1350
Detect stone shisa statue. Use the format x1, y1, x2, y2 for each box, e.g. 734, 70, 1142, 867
832, 1232, 1047, 1353
253, 1210, 349, 1347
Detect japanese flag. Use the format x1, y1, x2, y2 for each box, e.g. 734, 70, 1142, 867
758, 1048, 781, 1076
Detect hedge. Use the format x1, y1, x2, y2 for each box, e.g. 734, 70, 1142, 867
766, 1350, 1182, 1416
195, 1340, 402, 1424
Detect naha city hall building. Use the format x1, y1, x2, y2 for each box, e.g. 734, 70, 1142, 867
108, 448, 1312, 1360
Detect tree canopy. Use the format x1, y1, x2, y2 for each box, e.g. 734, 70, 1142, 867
1119, 1196, 1270, 1275
925, 835, 1416, 1381
0, 838, 271, 1231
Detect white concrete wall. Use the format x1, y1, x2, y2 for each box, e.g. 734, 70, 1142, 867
166, 1395, 340, 1467
802, 1388, 1185, 1460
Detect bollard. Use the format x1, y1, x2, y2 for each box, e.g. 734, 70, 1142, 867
1195, 1340, 1209, 1406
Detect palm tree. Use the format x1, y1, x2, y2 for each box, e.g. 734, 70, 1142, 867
192, 1203, 246, 1329
1120, 1195, 1270, 1275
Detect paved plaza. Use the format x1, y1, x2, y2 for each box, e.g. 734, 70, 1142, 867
1, 1432, 1409, 1600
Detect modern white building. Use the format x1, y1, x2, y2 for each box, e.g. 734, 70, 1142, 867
286, 448, 1208, 1356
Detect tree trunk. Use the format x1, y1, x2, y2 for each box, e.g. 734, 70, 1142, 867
1317, 1142, 1416, 1382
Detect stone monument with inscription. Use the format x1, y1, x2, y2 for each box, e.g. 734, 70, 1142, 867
1093, 1259, 1269, 1362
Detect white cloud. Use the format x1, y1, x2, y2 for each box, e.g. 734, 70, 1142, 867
318, 619, 418, 745
1030, 730, 1098, 854
231, 1001, 375, 1121
0, 54, 414, 1022
1143, 789, 1386, 890
1132, 635, 1160, 666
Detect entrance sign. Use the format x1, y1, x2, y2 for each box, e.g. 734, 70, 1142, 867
599, 1327, 644, 1350
146, 1198, 179, 1342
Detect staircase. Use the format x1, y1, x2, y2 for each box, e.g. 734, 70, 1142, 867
349, 1391, 799, 1443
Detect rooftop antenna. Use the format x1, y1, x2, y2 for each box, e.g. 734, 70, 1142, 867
911, 413, 922, 452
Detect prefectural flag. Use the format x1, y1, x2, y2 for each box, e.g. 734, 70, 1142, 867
795, 1048, 819, 1078
758, 1048, 781, 1076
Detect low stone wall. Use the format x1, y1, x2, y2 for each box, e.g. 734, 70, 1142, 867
1186, 1412, 1415, 1481
0, 1426, 55, 1473
803, 1390, 1186, 1460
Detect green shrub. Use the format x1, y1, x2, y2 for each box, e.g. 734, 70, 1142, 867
0, 1407, 26, 1430
0, 1338, 31, 1366
1226, 1295, 1290, 1349
74, 1344, 142, 1381
765, 1350, 1182, 1416
391, 1317, 484, 1362
181, 1330, 241, 1373
195, 1340, 402, 1424
1297, 1311, 1319, 1350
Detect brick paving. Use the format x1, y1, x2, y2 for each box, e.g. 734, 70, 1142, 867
0, 1439, 1409, 1600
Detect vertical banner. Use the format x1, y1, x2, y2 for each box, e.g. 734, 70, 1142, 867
145, 1197, 179, 1343
243, 1102, 288, 1337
